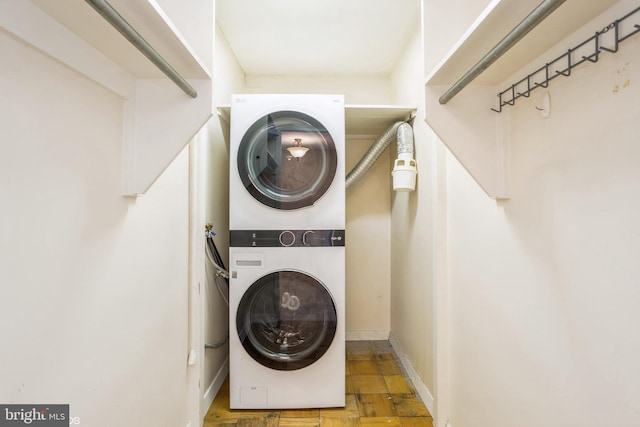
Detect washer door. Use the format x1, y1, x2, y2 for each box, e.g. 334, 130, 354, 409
236, 270, 337, 371
237, 111, 338, 210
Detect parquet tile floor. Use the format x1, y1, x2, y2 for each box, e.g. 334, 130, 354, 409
204, 340, 432, 426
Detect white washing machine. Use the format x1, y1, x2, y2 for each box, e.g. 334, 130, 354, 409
228, 229, 345, 409
230, 94, 345, 230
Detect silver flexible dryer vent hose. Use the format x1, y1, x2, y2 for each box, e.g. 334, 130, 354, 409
396, 122, 414, 157
345, 121, 414, 190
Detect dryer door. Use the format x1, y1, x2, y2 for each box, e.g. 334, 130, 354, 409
236, 270, 337, 371
237, 111, 338, 210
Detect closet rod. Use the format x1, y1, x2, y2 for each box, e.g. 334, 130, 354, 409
439, 0, 566, 105
85, 0, 197, 98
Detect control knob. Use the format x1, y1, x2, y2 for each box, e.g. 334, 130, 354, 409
278, 230, 295, 247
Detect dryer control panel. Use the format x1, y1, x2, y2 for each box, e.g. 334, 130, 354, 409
230, 229, 345, 247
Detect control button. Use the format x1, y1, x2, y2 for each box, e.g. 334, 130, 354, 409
302, 230, 315, 246
279, 230, 295, 247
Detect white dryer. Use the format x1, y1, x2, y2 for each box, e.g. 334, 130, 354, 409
228, 230, 345, 409
230, 94, 345, 230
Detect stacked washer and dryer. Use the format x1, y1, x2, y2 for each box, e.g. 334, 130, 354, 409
228, 94, 346, 409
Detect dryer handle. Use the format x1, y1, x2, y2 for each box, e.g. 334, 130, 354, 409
302, 230, 315, 246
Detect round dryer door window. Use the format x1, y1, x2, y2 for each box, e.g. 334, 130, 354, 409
237, 111, 338, 210
236, 270, 337, 371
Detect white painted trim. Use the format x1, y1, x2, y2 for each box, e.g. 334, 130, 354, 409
202, 356, 230, 417
187, 139, 205, 427
495, 107, 510, 198
346, 329, 390, 341
389, 332, 435, 417
433, 140, 450, 427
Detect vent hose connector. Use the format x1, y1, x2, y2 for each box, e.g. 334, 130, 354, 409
345, 121, 417, 192
392, 123, 417, 192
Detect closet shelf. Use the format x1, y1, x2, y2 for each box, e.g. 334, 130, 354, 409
491, 5, 640, 112
31, 0, 211, 80
217, 104, 416, 140
423, 0, 622, 199
1, 0, 214, 196
344, 105, 416, 139
425, 0, 620, 87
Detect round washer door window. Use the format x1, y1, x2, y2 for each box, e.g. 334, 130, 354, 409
237, 111, 338, 210
236, 270, 337, 371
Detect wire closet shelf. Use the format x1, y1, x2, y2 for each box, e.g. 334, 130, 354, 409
491, 5, 640, 113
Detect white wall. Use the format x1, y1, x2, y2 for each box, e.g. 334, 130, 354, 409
198, 21, 246, 415
389, 18, 439, 413
443, 1, 640, 426
345, 138, 392, 339
0, 33, 191, 427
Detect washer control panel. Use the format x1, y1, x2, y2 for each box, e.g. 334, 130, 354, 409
230, 229, 345, 247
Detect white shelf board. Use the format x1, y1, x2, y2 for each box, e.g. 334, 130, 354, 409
31, 0, 211, 79
423, 0, 621, 200
345, 105, 416, 138
426, 0, 620, 87
2, 0, 213, 196
217, 104, 416, 140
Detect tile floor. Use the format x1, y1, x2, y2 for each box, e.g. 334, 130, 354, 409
204, 340, 432, 426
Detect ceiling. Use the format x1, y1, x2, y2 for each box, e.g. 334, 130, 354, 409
215, 0, 422, 77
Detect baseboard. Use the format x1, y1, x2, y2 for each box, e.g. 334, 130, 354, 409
345, 329, 390, 341
202, 356, 229, 419
389, 332, 435, 417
